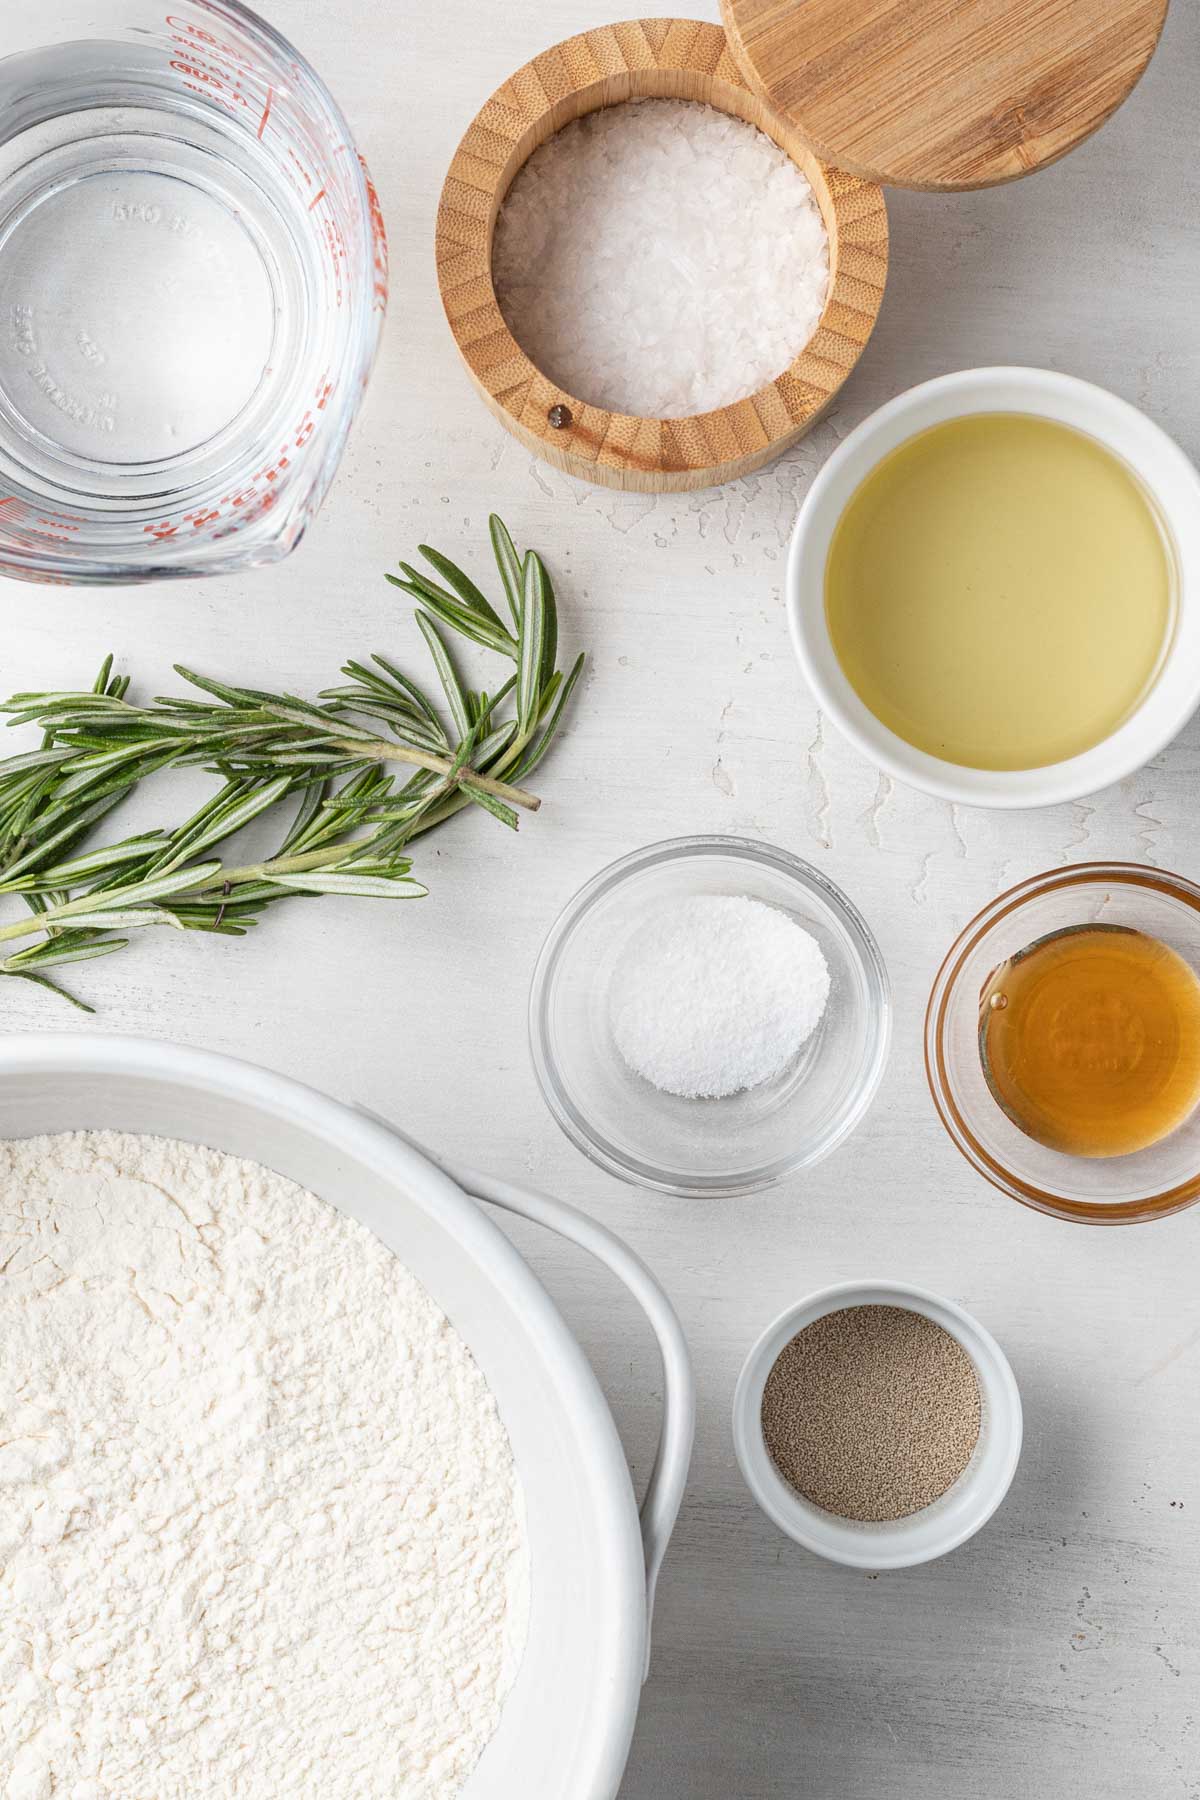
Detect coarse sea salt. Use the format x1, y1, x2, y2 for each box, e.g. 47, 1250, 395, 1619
609, 894, 831, 1100
492, 99, 830, 420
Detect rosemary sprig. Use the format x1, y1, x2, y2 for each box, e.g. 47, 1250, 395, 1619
0, 516, 585, 1010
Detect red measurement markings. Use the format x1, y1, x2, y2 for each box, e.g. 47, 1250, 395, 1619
286, 146, 314, 190
321, 214, 346, 306
172, 68, 245, 116
166, 19, 264, 122
253, 488, 279, 517
35, 517, 82, 544
0, 501, 63, 553
166, 15, 257, 71
132, 369, 334, 545
359, 155, 390, 313
0, 500, 52, 551
258, 86, 274, 139
308, 187, 327, 212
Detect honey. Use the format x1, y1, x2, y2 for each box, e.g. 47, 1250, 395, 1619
980, 926, 1200, 1159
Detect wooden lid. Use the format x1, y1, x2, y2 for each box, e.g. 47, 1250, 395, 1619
720, 0, 1170, 190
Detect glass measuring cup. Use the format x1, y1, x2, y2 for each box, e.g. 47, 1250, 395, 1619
0, 1, 387, 585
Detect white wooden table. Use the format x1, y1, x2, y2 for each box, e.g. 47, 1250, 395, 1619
5, 2, 1200, 1794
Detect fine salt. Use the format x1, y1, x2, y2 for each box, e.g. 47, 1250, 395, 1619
610, 895, 831, 1100
492, 99, 830, 420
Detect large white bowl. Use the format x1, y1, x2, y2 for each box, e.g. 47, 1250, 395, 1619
787, 367, 1200, 809
0, 1035, 694, 1799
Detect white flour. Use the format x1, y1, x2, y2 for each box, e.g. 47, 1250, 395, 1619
0, 1132, 529, 1799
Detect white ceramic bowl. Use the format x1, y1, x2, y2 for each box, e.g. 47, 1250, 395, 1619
787, 367, 1200, 809
0, 1035, 694, 1799
732, 1280, 1022, 1568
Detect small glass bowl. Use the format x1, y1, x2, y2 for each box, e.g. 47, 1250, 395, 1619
926, 862, 1200, 1224
528, 837, 891, 1197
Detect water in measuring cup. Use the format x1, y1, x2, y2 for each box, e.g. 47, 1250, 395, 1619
0, 40, 330, 508
0, 167, 275, 464
0, 5, 385, 583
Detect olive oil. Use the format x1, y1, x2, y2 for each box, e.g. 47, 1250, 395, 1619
980, 925, 1200, 1158
825, 414, 1174, 771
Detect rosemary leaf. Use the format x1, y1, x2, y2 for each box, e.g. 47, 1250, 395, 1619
4, 935, 129, 970
0, 790, 131, 884
54, 862, 223, 918
278, 779, 329, 855
417, 544, 508, 635
268, 871, 427, 899
489, 514, 524, 630
458, 782, 519, 831
3, 970, 96, 1011
414, 613, 472, 742
517, 551, 548, 732
367, 655, 448, 734
63, 737, 184, 774
0, 746, 76, 777
158, 776, 294, 869
514, 652, 587, 781
15, 834, 170, 890
391, 573, 514, 657
43, 907, 187, 932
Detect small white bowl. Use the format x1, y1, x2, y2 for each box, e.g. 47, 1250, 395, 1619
732, 1280, 1022, 1568
787, 367, 1200, 809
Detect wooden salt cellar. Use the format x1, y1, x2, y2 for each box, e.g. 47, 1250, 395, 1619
436, 3, 1168, 491
435, 19, 888, 493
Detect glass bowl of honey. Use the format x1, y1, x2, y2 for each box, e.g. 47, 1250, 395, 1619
926, 863, 1200, 1224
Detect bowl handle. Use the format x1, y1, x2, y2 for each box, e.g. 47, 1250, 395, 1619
356, 1116, 694, 1680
